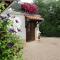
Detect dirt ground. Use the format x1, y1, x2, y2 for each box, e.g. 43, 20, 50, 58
24, 37, 60, 60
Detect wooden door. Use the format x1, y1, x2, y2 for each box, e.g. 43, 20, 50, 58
26, 22, 31, 42
26, 21, 35, 42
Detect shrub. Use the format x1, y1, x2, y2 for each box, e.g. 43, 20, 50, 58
0, 3, 5, 14
0, 16, 23, 60
0, 0, 10, 14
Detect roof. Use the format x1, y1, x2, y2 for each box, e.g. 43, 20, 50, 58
25, 14, 44, 21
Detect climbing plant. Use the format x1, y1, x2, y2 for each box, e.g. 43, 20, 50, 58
0, 16, 23, 60
20, 3, 38, 14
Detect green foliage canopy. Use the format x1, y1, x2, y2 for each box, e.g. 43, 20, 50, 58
35, 0, 60, 36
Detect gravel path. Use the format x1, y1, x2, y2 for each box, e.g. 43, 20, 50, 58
24, 37, 60, 60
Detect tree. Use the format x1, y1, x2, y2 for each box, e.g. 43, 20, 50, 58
34, 0, 60, 36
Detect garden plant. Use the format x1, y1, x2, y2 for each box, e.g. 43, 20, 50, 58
0, 2, 5, 14
0, 16, 23, 60
20, 3, 38, 14
0, 0, 11, 14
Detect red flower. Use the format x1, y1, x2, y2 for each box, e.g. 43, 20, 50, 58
20, 3, 38, 14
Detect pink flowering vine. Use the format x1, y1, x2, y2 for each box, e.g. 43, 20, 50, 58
20, 3, 38, 14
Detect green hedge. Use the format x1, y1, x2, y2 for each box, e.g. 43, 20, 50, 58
39, 21, 60, 37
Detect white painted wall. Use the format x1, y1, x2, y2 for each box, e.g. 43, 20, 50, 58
15, 15, 26, 40
1, 1, 26, 41
35, 24, 41, 40
9, 15, 26, 41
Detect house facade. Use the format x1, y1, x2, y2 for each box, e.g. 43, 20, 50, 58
1, 0, 44, 42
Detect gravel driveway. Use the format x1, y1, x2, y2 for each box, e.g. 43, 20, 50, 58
24, 37, 60, 60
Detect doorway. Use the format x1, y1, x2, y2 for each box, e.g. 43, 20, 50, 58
26, 21, 35, 42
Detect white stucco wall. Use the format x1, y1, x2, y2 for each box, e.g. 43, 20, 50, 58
9, 15, 26, 41
35, 24, 41, 40
14, 15, 26, 40
1, 12, 26, 41
1, 1, 26, 41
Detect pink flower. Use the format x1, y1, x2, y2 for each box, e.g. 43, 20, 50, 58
21, 3, 38, 14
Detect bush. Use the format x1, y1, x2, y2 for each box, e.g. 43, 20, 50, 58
0, 16, 23, 60
0, 2, 6, 14
0, 0, 10, 14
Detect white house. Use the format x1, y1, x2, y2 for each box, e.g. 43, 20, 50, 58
1, 0, 44, 42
